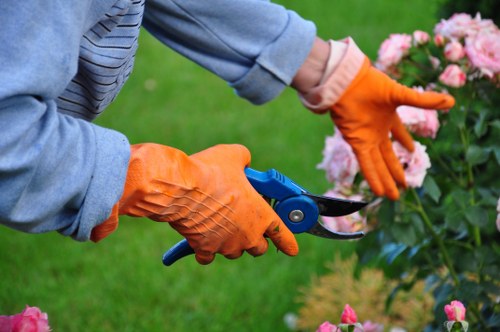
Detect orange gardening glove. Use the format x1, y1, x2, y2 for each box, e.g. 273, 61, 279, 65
300, 38, 455, 200
91, 143, 298, 264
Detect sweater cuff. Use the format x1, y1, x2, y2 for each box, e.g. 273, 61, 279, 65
299, 37, 366, 113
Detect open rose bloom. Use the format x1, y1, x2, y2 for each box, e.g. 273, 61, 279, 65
0, 306, 50, 332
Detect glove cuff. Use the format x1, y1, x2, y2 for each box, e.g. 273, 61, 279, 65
90, 204, 119, 242
299, 37, 366, 113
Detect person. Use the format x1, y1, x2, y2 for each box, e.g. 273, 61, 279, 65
0, 0, 454, 265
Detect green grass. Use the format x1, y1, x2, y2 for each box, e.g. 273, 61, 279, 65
0, 1, 440, 330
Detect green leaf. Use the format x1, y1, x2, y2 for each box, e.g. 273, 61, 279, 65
390, 222, 417, 246
466, 145, 490, 166
491, 119, 500, 130
381, 243, 407, 264
493, 147, 500, 165
464, 206, 489, 228
449, 107, 466, 128
423, 175, 441, 203
474, 111, 488, 138
445, 210, 467, 232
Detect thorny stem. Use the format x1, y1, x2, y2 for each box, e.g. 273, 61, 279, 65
410, 188, 460, 286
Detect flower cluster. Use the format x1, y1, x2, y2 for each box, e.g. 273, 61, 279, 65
316, 304, 383, 332
376, 13, 500, 86
319, 12, 499, 331
0, 306, 50, 332
316, 301, 467, 332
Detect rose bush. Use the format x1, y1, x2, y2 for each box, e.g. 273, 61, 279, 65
317, 12, 499, 331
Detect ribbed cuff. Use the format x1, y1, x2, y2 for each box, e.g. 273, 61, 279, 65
299, 37, 366, 113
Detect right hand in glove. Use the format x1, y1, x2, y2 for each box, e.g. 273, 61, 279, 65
91, 143, 299, 264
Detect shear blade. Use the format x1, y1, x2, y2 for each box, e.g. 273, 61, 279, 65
307, 222, 365, 240
304, 193, 368, 217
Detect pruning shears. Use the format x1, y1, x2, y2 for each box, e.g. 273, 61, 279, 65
162, 167, 367, 266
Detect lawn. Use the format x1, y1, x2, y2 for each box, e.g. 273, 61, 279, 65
0, 1, 441, 330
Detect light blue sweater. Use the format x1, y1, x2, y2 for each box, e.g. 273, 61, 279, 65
0, 0, 315, 240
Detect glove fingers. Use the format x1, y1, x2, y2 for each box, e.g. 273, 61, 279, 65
195, 250, 216, 265
265, 218, 298, 256
371, 148, 400, 200
391, 84, 455, 110
246, 238, 269, 257
192, 144, 251, 168
380, 139, 406, 189
391, 116, 415, 152
355, 149, 385, 197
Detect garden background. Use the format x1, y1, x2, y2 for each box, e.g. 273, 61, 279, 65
0, 0, 497, 331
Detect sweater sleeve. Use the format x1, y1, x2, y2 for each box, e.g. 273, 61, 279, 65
0, 0, 130, 241
142, 0, 317, 105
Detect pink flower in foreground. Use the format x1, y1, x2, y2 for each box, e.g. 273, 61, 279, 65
376, 33, 412, 72
0, 306, 50, 332
397, 88, 440, 138
444, 40, 466, 62
341, 304, 358, 324
413, 30, 430, 46
316, 321, 337, 332
439, 64, 466, 88
393, 141, 431, 188
321, 189, 366, 233
444, 300, 466, 322
317, 128, 359, 187
465, 30, 500, 78
434, 34, 445, 47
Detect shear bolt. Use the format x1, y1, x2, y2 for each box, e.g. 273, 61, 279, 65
289, 210, 304, 223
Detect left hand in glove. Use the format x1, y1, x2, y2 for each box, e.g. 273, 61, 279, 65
297, 38, 455, 200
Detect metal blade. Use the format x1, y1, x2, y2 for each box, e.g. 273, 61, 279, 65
304, 193, 368, 217
306, 222, 365, 240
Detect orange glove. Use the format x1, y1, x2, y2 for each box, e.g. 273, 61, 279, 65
300, 38, 455, 200
91, 143, 298, 264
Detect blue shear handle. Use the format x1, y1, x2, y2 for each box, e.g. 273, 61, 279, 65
162, 239, 193, 266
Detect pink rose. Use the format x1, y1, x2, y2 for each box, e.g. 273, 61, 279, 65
0, 306, 50, 332
396, 87, 440, 138
317, 128, 360, 187
444, 40, 466, 62
341, 304, 358, 324
465, 30, 500, 78
434, 13, 497, 40
413, 30, 430, 46
321, 189, 366, 233
439, 64, 466, 88
376, 34, 412, 72
316, 321, 337, 332
434, 34, 445, 47
393, 141, 431, 188
444, 300, 466, 322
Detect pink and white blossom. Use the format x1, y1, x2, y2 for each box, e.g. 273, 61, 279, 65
444, 300, 466, 322
393, 141, 431, 188
444, 40, 466, 62
317, 128, 360, 187
375, 34, 412, 72
316, 321, 337, 332
434, 13, 498, 40
439, 64, 466, 88
413, 30, 430, 46
397, 87, 440, 138
356, 321, 385, 332
465, 30, 500, 78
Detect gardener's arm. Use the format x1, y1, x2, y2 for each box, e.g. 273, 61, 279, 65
0, 1, 130, 241
143, 0, 454, 200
